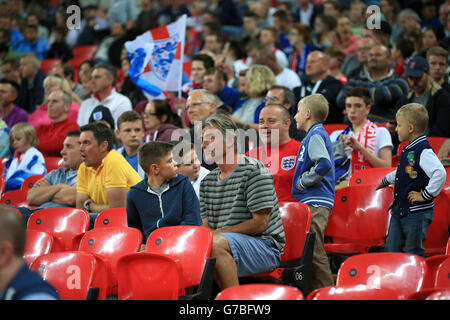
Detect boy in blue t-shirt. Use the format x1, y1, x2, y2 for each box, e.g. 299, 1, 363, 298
377, 103, 446, 257
292, 94, 335, 289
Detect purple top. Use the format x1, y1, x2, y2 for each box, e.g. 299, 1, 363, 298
4, 105, 29, 128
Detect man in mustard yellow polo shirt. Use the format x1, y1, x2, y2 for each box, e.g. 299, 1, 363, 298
76, 122, 141, 228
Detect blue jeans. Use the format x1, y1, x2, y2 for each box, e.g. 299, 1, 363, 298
385, 207, 433, 257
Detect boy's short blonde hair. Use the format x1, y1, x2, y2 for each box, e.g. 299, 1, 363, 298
298, 94, 329, 122
396, 103, 429, 134
10, 123, 38, 148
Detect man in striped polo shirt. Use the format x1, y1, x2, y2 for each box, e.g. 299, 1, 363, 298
199, 114, 286, 290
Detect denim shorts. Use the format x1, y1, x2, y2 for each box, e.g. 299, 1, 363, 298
220, 232, 281, 277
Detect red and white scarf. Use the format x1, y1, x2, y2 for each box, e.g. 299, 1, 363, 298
352, 120, 377, 172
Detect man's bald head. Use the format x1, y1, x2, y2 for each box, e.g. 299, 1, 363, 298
0, 207, 26, 257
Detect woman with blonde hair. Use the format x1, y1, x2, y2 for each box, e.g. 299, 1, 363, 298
28, 75, 80, 131
213, 61, 276, 130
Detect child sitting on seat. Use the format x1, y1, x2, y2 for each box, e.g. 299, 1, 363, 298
3, 123, 46, 192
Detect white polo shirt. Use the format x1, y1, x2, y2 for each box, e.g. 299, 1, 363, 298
77, 89, 132, 128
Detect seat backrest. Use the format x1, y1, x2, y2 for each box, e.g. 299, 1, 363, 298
94, 207, 127, 229
79, 226, 143, 286
426, 289, 450, 300
443, 167, 450, 194
325, 186, 393, 242
423, 255, 450, 288
21, 174, 46, 191
117, 252, 184, 300
323, 124, 348, 136
73, 45, 98, 59
337, 253, 427, 296
435, 257, 450, 288
145, 226, 213, 288
348, 168, 396, 187
427, 137, 448, 154
30, 251, 98, 300
308, 284, 402, 300
278, 202, 311, 262
41, 58, 62, 75
1, 189, 33, 208
27, 208, 90, 251
215, 284, 304, 300
424, 192, 450, 256
44, 157, 64, 172
446, 238, 450, 255
0, 175, 5, 195
23, 229, 53, 266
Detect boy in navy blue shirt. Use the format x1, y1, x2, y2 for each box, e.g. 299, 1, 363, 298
377, 103, 446, 257
292, 93, 335, 289
126, 141, 201, 243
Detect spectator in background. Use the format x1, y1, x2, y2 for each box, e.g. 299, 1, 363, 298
26, 12, 49, 42
28, 75, 79, 132
287, 23, 318, 77
391, 38, 415, 77
322, 0, 341, 20
427, 46, 450, 93
45, 26, 72, 62
182, 53, 215, 94
259, 26, 289, 68
1, 59, 21, 85
294, 51, 344, 124
107, 0, 138, 31
241, 11, 261, 43
272, 9, 293, 57
78, 67, 93, 100
158, 0, 191, 26
15, 25, 49, 61
143, 99, 181, 143
135, 0, 158, 33
203, 32, 224, 56
334, 15, 359, 57
417, 27, 445, 58
325, 45, 347, 85
77, 64, 132, 128
396, 56, 450, 138
0, 207, 60, 300
17, 54, 45, 114
348, 0, 366, 38
0, 79, 28, 128
0, 102, 10, 158
292, 0, 322, 27
312, 13, 337, 51
36, 89, 79, 157
343, 38, 375, 80
62, 64, 84, 103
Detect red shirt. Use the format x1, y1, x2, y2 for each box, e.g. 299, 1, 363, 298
246, 139, 301, 202
37, 118, 80, 157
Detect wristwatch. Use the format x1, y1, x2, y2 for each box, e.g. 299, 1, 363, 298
83, 200, 92, 212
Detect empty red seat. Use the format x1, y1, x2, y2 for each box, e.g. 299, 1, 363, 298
27, 207, 90, 251
248, 202, 315, 296
423, 254, 450, 288
392, 137, 447, 167
307, 284, 403, 300
44, 157, 64, 172
324, 185, 393, 255
348, 167, 396, 187
41, 58, 62, 75
446, 238, 450, 255
215, 284, 304, 300
335, 253, 426, 298
79, 226, 143, 295
94, 207, 127, 229
21, 174, 46, 191
117, 252, 184, 300
73, 45, 98, 59
30, 251, 109, 300
426, 288, 450, 300
23, 229, 53, 266
145, 225, 214, 299
323, 124, 348, 136
1, 189, 33, 208
435, 256, 450, 288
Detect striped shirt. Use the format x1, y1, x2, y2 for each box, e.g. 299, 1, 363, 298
200, 156, 286, 252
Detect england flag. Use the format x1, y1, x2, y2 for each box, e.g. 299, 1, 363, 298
125, 15, 187, 99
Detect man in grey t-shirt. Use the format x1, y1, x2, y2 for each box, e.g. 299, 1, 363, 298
199, 114, 285, 290
12, 130, 82, 222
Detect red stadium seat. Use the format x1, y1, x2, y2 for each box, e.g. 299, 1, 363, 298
323, 124, 348, 136
446, 238, 450, 255
392, 137, 447, 167
444, 167, 450, 194
27, 207, 90, 251
435, 256, 450, 288
41, 58, 62, 75
215, 284, 304, 300
324, 185, 393, 255
348, 167, 396, 186
21, 174, 46, 191
23, 229, 53, 266
31, 251, 109, 300
423, 254, 450, 288
73, 45, 98, 60
145, 225, 215, 299
44, 157, 64, 172
94, 207, 127, 229
79, 226, 143, 295
0, 175, 5, 195
117, 252, 184, 300
426, 289, 450, 300
307, 284, 403, 300
424, 192, 450, 256
335, 252, 426, 298
248, 202, 315, 297
1, 189, 34, 208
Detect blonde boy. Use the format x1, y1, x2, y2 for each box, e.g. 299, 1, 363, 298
292, 94, 335, 289
376, 103, 446, 256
